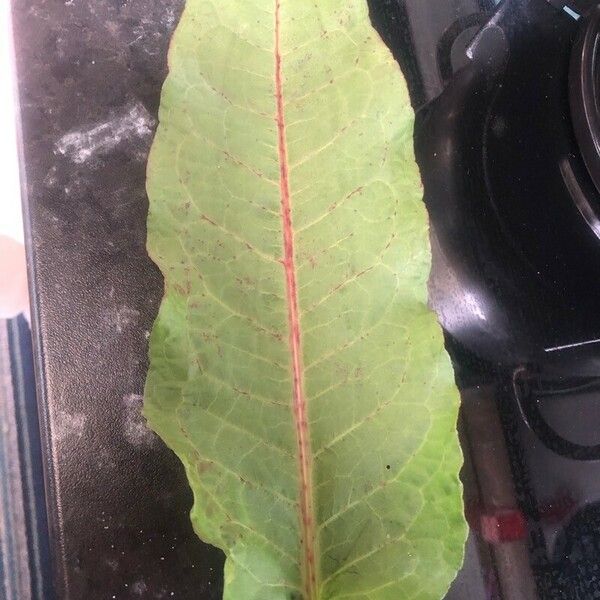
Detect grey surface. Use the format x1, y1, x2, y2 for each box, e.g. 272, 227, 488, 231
446, 536, 488, 600
12, 0, 224, 597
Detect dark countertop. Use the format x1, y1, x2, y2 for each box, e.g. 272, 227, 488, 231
12, 0, 224, 597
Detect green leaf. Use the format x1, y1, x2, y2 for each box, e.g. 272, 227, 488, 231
144, 1, 466, 598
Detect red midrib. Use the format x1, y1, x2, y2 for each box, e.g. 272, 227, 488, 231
274, 2, 317, 598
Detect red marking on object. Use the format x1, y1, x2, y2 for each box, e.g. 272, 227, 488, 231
274, 2, 317, 598
478, 509, 528, 544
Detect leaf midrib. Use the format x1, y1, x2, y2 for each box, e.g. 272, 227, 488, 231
273, 1, 318, 598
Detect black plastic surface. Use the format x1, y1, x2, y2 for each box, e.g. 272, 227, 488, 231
416, 0, 600, 365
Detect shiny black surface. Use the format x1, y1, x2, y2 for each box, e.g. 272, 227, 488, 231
417, 0, 600, 365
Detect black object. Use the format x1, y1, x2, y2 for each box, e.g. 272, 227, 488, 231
416, 0, 600, 463
513, 369, 600, 460
416, 0, 600, 366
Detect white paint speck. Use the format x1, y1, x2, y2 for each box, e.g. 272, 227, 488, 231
55, 100, 155, 164
43, 165, 58, 188
122, 393, 157, 447
164, 7, 176, 28
55, 410, 87, 441
114, 305, 140, 333
106, 559, 118, 571
131, 580, 148, 595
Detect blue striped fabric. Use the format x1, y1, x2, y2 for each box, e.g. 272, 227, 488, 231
0, 316, 53, 600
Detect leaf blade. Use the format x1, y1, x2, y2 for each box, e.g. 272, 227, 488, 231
145, 1, 466, 598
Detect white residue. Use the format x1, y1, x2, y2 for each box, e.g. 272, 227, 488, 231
122, 393, 157, 447
55, 100, 155, 164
